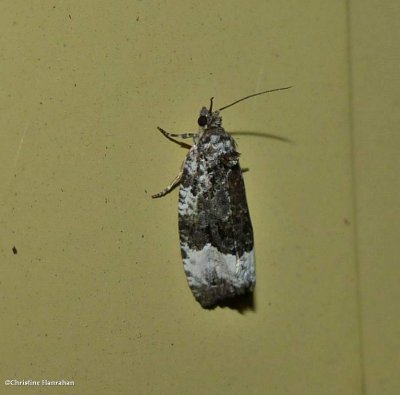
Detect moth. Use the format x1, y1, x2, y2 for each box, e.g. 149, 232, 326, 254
152, 87, 291, 308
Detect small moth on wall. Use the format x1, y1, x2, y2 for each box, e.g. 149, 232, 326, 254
153, 87, 291, 308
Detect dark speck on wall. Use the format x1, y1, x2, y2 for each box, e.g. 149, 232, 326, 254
12, 246, 18, 254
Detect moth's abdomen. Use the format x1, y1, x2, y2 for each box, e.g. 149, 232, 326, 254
178, 128, 255, 308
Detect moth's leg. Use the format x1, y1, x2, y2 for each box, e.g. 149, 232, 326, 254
152, 170, 183, 199
157, 126, 196, 140
157, 126, 198, 149
152, 128, 192, 198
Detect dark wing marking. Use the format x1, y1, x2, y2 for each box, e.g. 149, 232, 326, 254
178, 127, 253, 257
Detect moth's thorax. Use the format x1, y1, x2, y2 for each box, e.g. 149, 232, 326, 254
194, 128, 236, 165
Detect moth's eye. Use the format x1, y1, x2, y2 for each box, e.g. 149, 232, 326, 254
197, 115, 207, 127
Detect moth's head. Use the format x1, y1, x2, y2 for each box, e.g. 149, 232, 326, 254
197, 97, 222, 129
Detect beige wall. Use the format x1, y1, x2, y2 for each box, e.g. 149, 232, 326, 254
349, 2, 400, 394
0, 1, 398, 394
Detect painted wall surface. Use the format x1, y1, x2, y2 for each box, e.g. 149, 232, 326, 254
0, 1, 398, 394
349, 2, 400, 394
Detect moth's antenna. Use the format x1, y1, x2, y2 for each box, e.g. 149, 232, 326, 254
209, 97, 214, 113
218, 86, 292, 112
